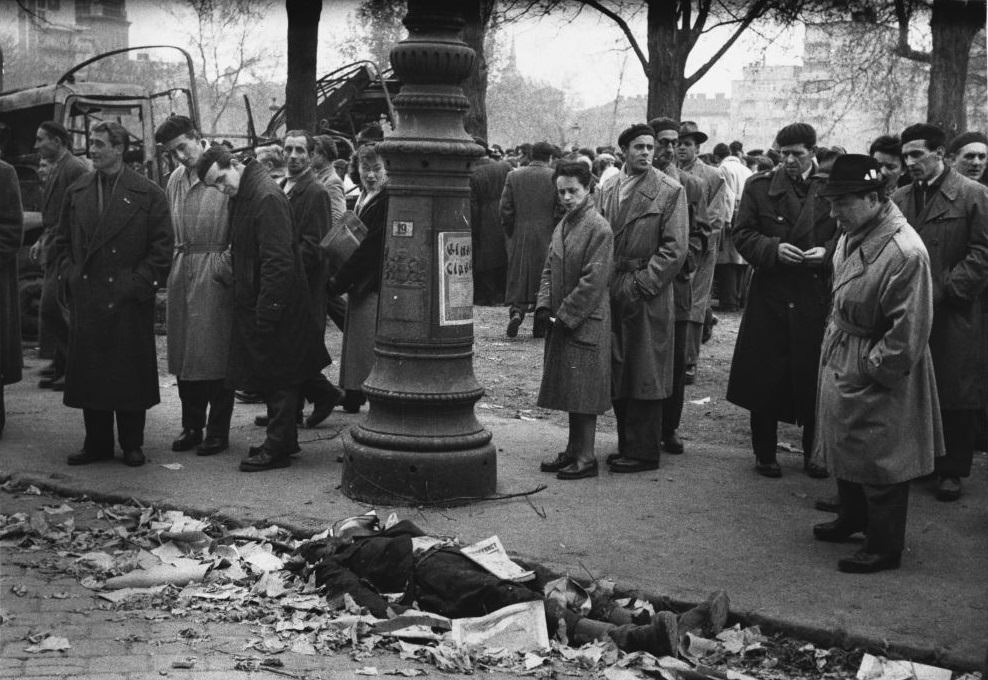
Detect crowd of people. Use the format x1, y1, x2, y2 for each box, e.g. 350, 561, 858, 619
1, 113, 987, 574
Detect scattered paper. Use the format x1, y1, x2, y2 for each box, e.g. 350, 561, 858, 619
104, 560, 209, 589
450, 600, 549, 652
460, 536, 534, 582
689, 397, 712, 405
25, 636, 71, 653
160, 463, 183, 470
356, 667, 380, 675
856, 653, 951, 680
98, 586, 168, 603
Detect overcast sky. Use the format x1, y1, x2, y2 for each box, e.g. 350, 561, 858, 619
128, 0, 805, 109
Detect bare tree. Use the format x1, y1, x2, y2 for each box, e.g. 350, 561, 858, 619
285, 0, 321, 132
461, 0, 498, 140
338, 0, 407, 72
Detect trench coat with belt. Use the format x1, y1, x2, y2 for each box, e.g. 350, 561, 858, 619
726, 167, 838, 424
597, 168, 688, 400
813, 202, 943, 484
165, 166, 232, 380
892, 168, 988, 410
535, 197, 614, 414
226, 160, 329, 392
52, 167, 173, 410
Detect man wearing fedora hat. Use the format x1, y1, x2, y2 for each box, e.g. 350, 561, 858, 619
678, 122, 730, 384
811, 154, 942, 573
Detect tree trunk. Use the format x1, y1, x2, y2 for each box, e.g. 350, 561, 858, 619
926, 0, 985, 137
460, 0, 494, 141
645, 0, 689, 121
285, 0, 321, 133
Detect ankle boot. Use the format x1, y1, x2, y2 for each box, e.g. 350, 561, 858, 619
610, 611, 678, 656
571, 616, 618, 645
677, 590, 730, 639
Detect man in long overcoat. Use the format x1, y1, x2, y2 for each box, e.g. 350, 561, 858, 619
0, 159, 23, 437
155, 115, 234, 458
279, 130, 343, 429
31, 122, 89, 391
196, 145, 330, 472
597, 123, 688, 472
893, 123, 988, 502
812, 154, 943, 574
471, 139, 512, 306
500, 141, 559, 338
649, 117, 710, 457
51, 122, 173, 467
726, 122, 837, 479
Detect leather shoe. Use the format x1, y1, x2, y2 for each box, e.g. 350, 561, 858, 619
605, 451, 622, 465
557, 458, 598, 480
38, 364, 57, 377
540, 451, 574, 473
684, 366, 696, 385
305, 387, 344, 428
506, 312, 522, 338
255, 414, 303, 427
67, 449, 114, 465
341, 390, 366, 414
814, 494, 840, 513
837, 550, 901, 574
608, 457, 659, 473
171, 428, 203, 452
755, 461, 782, 478
935, 476, 962, 502
662, 432, 684, 455
122, 448, 146, 467
38, 373, 63, 388
239, 448, 291, 472
196, 436, 229, 456
804, 456, 829, 478
813, 519, 863, 543
235, 390, 265, 404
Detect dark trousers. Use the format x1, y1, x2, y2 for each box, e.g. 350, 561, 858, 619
39, 266, 70, 371
177, 379, 234, 438
836, 478, 910, 555
751, 410, 815, 463
936, 408, 977, 478
713, 263, 745, 310
662, 321, 688, 436
300, 372, 343, 407
613, 397, 663, 461
83, 408, 146, 454
263, 386, 300, 456
474, 267, 506, 306
326, 294, 347, 333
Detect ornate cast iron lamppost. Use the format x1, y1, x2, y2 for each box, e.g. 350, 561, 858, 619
341, 0, 497, 504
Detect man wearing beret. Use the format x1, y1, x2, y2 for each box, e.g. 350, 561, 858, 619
946, 131, 988, 186
811, 154, 943, 573
597, 123, 688, 472
677, 121, 730, 383
893, 123, 988, 501
726, 122, 838, 478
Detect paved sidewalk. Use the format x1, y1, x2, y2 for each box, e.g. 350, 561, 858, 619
2, 352, 986, 672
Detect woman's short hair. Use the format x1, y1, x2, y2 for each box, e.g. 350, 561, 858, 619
869, 135, 901, 157
552, 160, 592, 189
356, 143, 382, 166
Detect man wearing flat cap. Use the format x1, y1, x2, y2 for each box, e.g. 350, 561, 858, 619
596, 123, 688, 472
726, 122, 838, 478
811, 154, 942, 573
677, 121, 730, 383
893, 123, 988, 502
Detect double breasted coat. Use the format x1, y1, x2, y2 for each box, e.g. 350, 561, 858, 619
282, 169, 333, 331
52, 167, 173, 410
726, 167, 838, 424
813, 203, 943, 484
0, 161, 23, 388
226, 161, 329, 392
536, 198, 614, 414
597, 168, 688, 400
893, 168, 988, 410
165, 166, 232, 381
500, 161, 559, 306
470, 157, 512, 275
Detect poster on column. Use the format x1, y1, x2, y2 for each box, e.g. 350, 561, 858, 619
438, 231, 473, 326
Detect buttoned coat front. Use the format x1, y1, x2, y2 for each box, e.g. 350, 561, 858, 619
536, 198, 613, 414
814, 203, 943, 484
165, 166, 232, 380
282, 169, 333, 331
500, 161, 559, 305
726, 167, 838, 423
893, 168, 988, 410
597, 169, 688, 400
52, 167, 173, 410
226, 161, 329, 391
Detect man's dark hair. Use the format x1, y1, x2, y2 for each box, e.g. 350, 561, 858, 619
39, 120, 71, 148
92, 121, 130, 152
729, 140, 744, 154
765, 148, 782, 164
284, 129, 316, 154
815, 146, 844, 166
869, 135, 901, 157
901, 123, 947, 151
531, 141, 555, 162
753, 155, 776, 172
195, 144, 234, 183
552, 160, 592, 189
313, 134, 338, 161
577, 146, 596, 161
713, 142, 731, 160
154, 115, 198, 145
356, 122, 384, 146
775, 122, 816, 149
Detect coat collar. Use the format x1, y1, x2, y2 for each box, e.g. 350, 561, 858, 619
833, 203, 902, 292
281, 167, 315, 199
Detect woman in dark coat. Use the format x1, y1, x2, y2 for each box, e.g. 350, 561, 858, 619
535, 162, 614, 480
0, 160, 23, 437
329, 144, 388, 413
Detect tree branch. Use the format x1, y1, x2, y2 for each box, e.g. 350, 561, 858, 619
685, 0, 772, 87
577, 0, 649, 72
893, 0, 932, 63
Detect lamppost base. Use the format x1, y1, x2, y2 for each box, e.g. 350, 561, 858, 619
341, 430, 497, 506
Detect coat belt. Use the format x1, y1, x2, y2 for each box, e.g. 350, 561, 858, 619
832, 314, 879, 340
175, 243, 227, 255
614, 257, 648, 273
